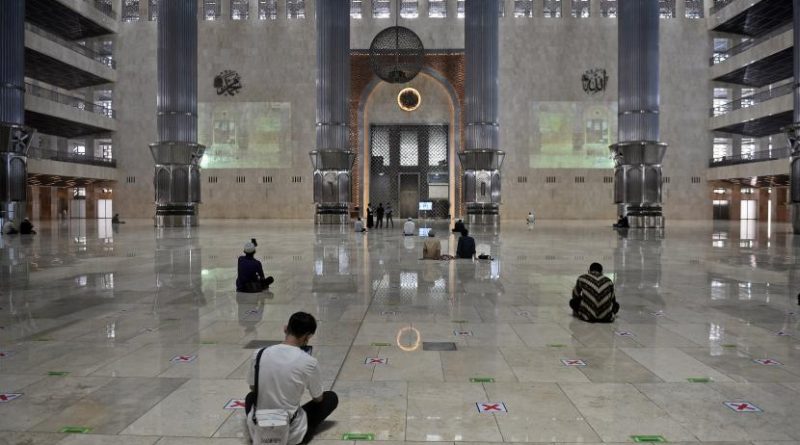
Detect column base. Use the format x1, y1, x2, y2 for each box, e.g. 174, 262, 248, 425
315, 204, 349, 225
465, 203, 500, 227
155, 205, 198, 227
793, 203, 800, 235
624, 205, 665, 229
0, 201, 24, 228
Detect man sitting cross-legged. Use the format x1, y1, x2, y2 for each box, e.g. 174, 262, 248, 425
569, 262, 619, 323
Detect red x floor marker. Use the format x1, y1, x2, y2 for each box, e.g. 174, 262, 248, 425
724, 401, 762, 412
224, 399, 246, 410
170, 355, 197, 363
364, 357, 388, 365
753, 358, 782, 366
0, 393, 22, 403
476, 402, 508, 414
0, 351, 13, 359
615, 331, 635, 337
453, 330, 473, 337
561, 359, 587, 367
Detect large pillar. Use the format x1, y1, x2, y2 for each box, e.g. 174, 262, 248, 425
0, 0, 35, 228
610, 0, 666, 229
310, 0, 354, 224
150, 0, 204, 227
784, 0, 800, 234
459, 0, 504, 226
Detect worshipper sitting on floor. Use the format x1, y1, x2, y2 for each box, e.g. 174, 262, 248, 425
2, 220, 18, 235
246, 312, 338, 445
613, 215, 629, 229
403, 217, 416, 236
19, 218, 36, 235
456, 229, 476, 259
422, 230, 441, 259
111, 213, 126, 224
570, 262, 619, 323
354, 217, 366, 232
236, 241, 274, 293
452, 219, 466, 235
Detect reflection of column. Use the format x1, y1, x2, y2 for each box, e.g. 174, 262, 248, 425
782, 0, 800, 234
459, 0, 505, 226
311, 0, 355, 224
150, 0, 205, 227
614, 229, 663, 308
0, 0, 35, 228
610, 0, 666, 229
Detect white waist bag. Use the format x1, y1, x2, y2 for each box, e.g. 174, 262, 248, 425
247, 347, 291, 445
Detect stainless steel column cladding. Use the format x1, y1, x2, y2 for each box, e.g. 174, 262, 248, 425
609, 0, 666, 229
150, 0, 205, 227
311, 0, 354, 224
0, 0, 35, 228
459, 0, 505, 227
783, 0, 800, 234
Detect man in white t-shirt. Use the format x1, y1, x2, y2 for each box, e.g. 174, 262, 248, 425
246, 312, 338, 445
403, 218, 415, 236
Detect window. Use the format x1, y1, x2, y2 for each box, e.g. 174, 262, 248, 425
741, 138, 756, 158
73, 187, 87, 198
401, 0, 418, 18
712, 87, 730, 115
148, 0, 157, 20
400, 131, 418, 166
600, 0, 617, 17
713, 137, 732, 159
429, 127, 447, 166
373, 0, 390, 18
685, 0, 703, 18
712, 38, 730, 64
571, 0, 589, 17
203, 0, 220, 20
286, 0, 305, 18
99, 142, 113, 159
740, 88, 756, 108
231, 0, 249, 20
457, 0, 465, 18
122, 0, 140, 21
258, 0, 277, 19
429, 0, 446, 18
659, 0, 675, 18
351, 0, 363, 18
543, 0, 562, 18
514, 0, 533, 17
72, 143, 86, 156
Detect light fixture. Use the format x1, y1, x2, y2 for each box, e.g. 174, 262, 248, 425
397, 87, 421, 112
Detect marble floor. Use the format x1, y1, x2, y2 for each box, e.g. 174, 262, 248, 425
1, 218, 799, 445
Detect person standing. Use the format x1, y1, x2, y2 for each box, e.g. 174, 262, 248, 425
366, 203, 374, 229
527, 209, 535, 226
376, 203, 385, 228
385, 203, 394, 228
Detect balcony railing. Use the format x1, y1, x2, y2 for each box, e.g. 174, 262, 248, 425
28, 147, 116, 168
709, 0, 736, 15
89, 0, 116, 19
710, 23, 792, 65
710, 147, 791, 167
710, 82, 793, 117
26, 23, 116, 69
25, 82, 116, 119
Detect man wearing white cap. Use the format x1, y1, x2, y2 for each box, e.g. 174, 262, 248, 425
236, 241, 274, 292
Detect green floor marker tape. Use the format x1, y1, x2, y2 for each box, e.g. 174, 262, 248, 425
469, 377, 495, 383
687, 377, 711, 383
721, 344, 737, 348
200, 341, 217, 345
48, 371, 70, 376
452, 320, 468, 323
32, 337, 53, 342
631, 435, 666, 443
60, 426, 91, 434
370, 342, 391, 347
547, 344, 566, 348
342, 433, 374, 441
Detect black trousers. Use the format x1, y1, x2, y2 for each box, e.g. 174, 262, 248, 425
301, 391, 338, 444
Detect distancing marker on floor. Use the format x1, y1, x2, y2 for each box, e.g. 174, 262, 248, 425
753, 358, 782, 366
0, 393, 22, 403
721, 344, 737, 348
342, 433, 375, 441
364, 357, 388, 365
0, 351, 14, 359
48, 371, 70, 376
724, 401, 762, 412
547, 344, 567, 348
561, 359, 587, 367
244, 309, 261, 317
201, 341, 217, 345
170, 354, 197, 363
476, 402, 507, 414
686, 377, 712, 383
776, 331, 792, 337
380, 311, 399, 316
453, 330, 473, 337
469, 377, 495, 383
631, 435, 666, 443
615, 331, 635, 337
515, 310, 531, 317
370, 342, 391, 347
650, 311, 665, 317
452, 320, 469, 324
32, 337, 53, 342
60, 426, 91, 434
224, 399, 246, 410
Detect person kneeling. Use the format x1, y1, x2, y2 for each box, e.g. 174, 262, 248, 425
570, 262, 619, 323
246, 312, 338, 445
237, 242, 275, 292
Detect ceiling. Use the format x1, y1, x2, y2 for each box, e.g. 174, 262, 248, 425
713, 47, 793, 87
25, 49, 112, 91
26, 0, 114, 40
25, 110, 112, 139
712, 110, 794, 138
713, 0, 794, 37
27, 173, 115, 188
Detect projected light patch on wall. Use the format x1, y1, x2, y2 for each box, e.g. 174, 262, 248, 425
198, 102, 292, 169
529, 101, 617, 169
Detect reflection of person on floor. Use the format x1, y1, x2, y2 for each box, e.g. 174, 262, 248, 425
246, 312, 339, 445
452, 219, 466, 235
111, 213, 126, 224
570, 262, 619, 323
422, 230, 441, 259
3, 220, 18, 235
456, 229, 476, 259
19, 218, 36, 235
366, 204, 374, 229
236, 242, 275, 292
526, 210, 535, 226
385, 203, 394, 228
403, 218, 416, 236
237, 291, 271, 335
353, 217, 366, 233
376, 203, 384, 228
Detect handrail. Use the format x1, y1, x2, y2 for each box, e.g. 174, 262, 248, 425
25, 23, 116, 69
25, 82, 116, 119
710, 81, 793, 117
710, 23, 792, 66
709, 147, 791, 167
709, 0, 735, 15
28, 147, 116, 168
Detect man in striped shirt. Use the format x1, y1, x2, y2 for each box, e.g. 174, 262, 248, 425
570, 263, 620, 323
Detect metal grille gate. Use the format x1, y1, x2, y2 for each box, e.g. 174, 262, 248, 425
370, 124, 449, 219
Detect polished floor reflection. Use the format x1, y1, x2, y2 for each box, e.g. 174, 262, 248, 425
1, 219, 799, 445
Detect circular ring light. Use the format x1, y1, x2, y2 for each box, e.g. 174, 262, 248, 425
397, 87, 422, 112
395, 326, 421, 352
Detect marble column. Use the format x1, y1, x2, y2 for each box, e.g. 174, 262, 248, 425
783, 0, 800, 234
0, 0, 35, 228
459, 0, 504, 226
149, 0, 204, 227
310, 0, 354, 224
610, 0, 666, 229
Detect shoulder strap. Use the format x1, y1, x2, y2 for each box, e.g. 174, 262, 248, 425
252, 347, 267, 422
